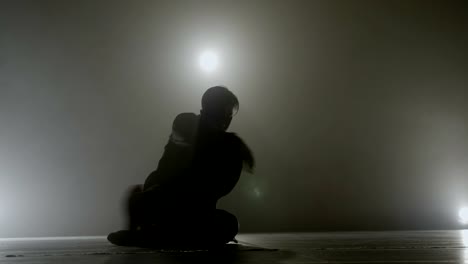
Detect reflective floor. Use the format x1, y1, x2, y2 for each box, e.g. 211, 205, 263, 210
1, 230, 468, 263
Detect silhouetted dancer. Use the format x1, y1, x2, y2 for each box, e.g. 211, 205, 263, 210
108, 86, 254, 248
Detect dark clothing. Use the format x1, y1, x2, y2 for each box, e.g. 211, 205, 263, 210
143, 113, 245, 212
110, 112, 251, 247
143, 113, 199, 191
107, 209, 238, 248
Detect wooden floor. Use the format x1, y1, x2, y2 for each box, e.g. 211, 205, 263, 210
1, 230, 468, 263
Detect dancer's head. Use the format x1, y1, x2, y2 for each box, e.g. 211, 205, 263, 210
201, 86, 239, 131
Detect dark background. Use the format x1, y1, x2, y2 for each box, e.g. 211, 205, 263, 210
1, 0, 468, 237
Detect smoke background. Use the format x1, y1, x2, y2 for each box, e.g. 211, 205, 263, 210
1, 0, 468, 237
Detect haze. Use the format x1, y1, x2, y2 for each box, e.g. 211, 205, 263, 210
1, 0, 468, 237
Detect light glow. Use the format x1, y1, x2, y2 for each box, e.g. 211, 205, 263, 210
199, 50, 219, 72
459, 207, 468, 224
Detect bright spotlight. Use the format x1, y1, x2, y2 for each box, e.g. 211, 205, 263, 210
199, 50, 219, 72
459, 207, 468, 224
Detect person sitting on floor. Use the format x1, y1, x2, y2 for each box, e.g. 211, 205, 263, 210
108, 86, 255, 248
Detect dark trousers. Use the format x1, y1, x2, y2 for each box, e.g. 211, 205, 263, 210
119, 185, 238, 246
